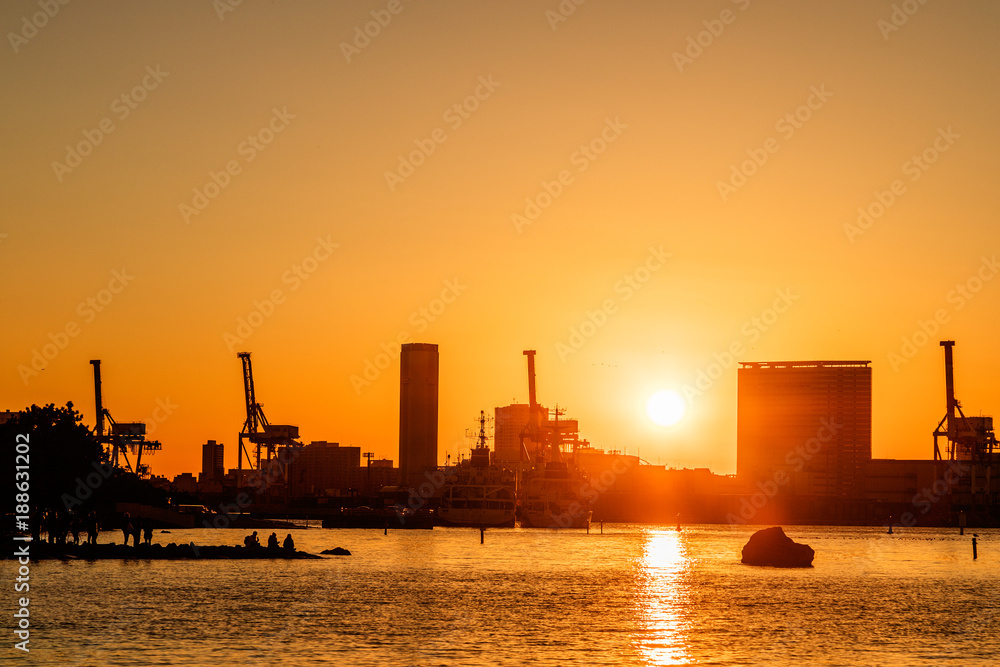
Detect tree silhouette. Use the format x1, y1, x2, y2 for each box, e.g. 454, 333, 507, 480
2, 402, 106, 512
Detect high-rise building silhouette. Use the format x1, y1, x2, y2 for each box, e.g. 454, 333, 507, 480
398, 343, 439, 487
494, 403, 530, 465
200, 440, 225, 483
737, 360, 871, 498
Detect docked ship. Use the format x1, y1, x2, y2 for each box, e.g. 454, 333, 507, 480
437, 411, 517, 528
520, 461, 592, 529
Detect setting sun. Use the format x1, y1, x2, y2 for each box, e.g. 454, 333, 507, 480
646, 390, 687, 427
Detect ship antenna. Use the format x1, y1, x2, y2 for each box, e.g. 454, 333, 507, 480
478, 410, 488, 449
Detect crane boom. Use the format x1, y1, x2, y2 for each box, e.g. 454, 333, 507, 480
90, 360, 105, 438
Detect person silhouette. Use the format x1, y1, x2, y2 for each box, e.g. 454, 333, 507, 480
282, 533, 294, 551
143, 519, 153, 545
44, 509, 56, 544
87, 511, 99, 545
29, 509, 42, 544
267, 532, 279, 550
75, 514, 86, 544
122, 512, 133, 547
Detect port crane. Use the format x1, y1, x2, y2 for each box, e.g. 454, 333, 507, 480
932, 341, 998, 461
519, 350, 542, 465
236, 352, 300, 488
90, 359, 161, 477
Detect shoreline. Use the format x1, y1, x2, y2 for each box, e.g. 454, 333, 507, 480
5, 541, 322, 561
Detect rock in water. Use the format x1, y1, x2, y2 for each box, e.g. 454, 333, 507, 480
320, 547, 352, 556
741, 527, 814, 567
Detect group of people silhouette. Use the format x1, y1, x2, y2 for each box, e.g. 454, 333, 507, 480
244, 530, 295, 551
29, 509, 297, 553
29, 509, 100, 545
119, 512, 154, 546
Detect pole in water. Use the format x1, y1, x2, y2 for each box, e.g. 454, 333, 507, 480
600, 521, 603, 535
973, 535, 978, 560
480, 526, 484, 544
384, 521, 387, 536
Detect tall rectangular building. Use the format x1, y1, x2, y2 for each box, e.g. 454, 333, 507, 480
737, 360, 871, 498
494, 403, 530, 465
201, 440, 225, 483
398, 343, 439, 487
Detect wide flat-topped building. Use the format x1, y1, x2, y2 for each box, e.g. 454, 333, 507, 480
737, 360, 872, 498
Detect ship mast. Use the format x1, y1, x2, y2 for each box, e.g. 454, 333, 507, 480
471, 409, 491, 468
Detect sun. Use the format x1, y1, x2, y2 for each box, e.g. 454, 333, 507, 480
646, 390, 686, 426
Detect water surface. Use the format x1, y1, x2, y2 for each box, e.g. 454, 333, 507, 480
9, 525, 998, 666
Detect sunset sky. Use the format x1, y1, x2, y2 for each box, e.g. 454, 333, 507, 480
3, 0, 999, 478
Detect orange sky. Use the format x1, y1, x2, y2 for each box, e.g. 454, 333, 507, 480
3, 0, 999, 478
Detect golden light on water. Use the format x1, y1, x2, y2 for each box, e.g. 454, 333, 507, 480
636, 530, 692, 665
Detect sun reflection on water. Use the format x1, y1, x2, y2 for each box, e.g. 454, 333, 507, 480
635, 529, 692, 666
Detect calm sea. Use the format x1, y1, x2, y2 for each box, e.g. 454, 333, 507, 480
8, 525, 999, 666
